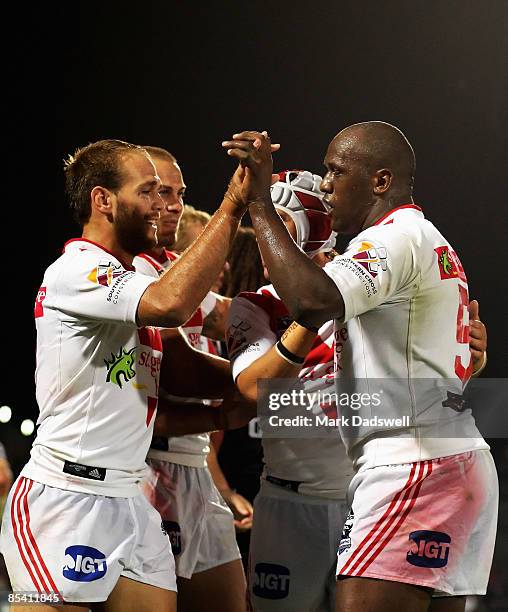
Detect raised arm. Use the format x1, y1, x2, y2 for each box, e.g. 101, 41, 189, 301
222, 131, 343, 327
138, 166, 249, 328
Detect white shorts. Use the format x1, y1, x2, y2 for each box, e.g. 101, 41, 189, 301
141, 459, 241, 579
0, 476, 176, 603
248, 479, 349, 612
337, 450, 498, 596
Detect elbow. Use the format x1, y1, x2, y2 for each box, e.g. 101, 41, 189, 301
287, 285, 345, 327
147, 300, 196, 328
287, 299, 330, 328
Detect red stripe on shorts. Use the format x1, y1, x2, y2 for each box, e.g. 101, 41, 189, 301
11, 477, 43, 591
22, 478, 62, 597
339, 462, 418, 575
353, 461, 432, 576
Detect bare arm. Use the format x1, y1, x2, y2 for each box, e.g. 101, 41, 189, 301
202, 295, 231, 341
158, 328, 232, 399
137, 167, 248, 328
207, 444, 254, 531
235, 322, 318, 402
153, 390, 256, 436
222, 131, 343, 327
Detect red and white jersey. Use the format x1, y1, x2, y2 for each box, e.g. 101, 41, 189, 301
322, 205, 488, 469
133, 249, 217, 468
24, 239, 161, 496
228, 284, 353, 499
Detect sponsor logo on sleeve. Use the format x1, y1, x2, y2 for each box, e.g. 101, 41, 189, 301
406, 530, 451, 568
63, 545, 107, 582
88, 260, 125, 287
104, 346, 137, 388
352, 242, 387, 278
435, 246, 468, 283
226, 317, 253, 358
252, 563, 290, 599
434, 246, 459, 280
34, 286, 46, 318
161, 521, 182, 555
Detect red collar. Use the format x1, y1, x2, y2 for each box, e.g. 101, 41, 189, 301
374, 204, 423, 226
144, 248, 179, 265
64, 238, 135, 271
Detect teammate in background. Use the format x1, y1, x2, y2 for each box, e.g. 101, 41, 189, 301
223, 126, 497, 612
218, 226, 265, 297
0, 138, 254, 611
136, 147, 248, 612
174, 205, 231, 295
228, 170, 352, 611
211, 226, 265, 570
0, 443, 12, 498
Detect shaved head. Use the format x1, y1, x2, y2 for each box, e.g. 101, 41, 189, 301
321, 121, 417, 234
331, 121, 415, 193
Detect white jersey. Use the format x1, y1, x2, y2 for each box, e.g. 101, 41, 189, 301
322, 204, 488, 469
228, 284, 353, 499
133, 249, 217, 468
23, 239, 160, 497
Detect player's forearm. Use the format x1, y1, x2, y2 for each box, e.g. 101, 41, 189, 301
138, 201, 243, 328
207, 445, 230, 490
154, 393, 256, 436
236, 323, 317, 402
249, 201, 344, 326
159, 329, 233, 398
202, 296, 231, 341
154, 401, 221, 436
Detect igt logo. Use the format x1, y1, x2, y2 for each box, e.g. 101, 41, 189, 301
34, 286, 46, 318
252, 563, 290, 599
63, 545, 107, 582
162, 521, 182, 555
406, 531, 451, 568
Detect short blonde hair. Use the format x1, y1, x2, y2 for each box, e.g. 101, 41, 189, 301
173, 205, 212, 252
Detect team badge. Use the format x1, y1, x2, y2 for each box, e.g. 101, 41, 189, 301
434, 246, 459, 280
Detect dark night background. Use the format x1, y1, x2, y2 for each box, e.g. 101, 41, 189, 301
2, 0, 508, 604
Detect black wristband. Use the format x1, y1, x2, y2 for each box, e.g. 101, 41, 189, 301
296, 320, 319, 334
275, 340, 305, 365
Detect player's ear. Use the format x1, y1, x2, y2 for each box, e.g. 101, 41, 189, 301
373, 169, 392, 194
91, 186, 113, 215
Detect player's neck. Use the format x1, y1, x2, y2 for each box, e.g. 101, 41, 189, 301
363, 195, 414, 230
81, 227, 134, 266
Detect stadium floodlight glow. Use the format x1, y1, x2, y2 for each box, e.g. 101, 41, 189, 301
20, 419, 35, 436
0, 405, 12, 423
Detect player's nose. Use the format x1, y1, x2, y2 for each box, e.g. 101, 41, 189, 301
320, 173, 333, 194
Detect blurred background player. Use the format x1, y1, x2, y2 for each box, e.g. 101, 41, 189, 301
135, 147, 248, 612
229, 171, 353, 611
210, 226, 266, 570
